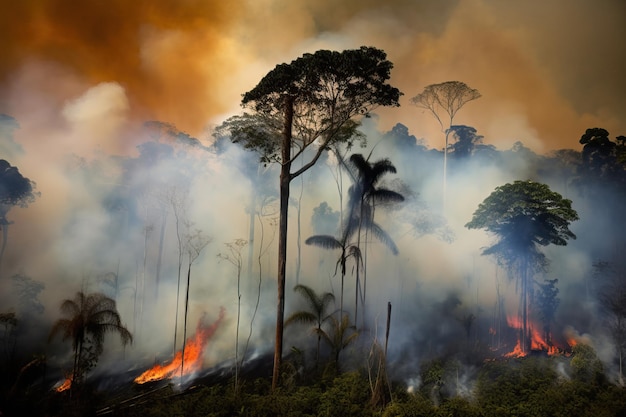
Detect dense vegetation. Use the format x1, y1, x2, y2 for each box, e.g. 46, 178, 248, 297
4, 349, 626, 416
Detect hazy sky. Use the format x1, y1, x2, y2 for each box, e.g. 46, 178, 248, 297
1, 0, 624, 153
1, 0, 623, 377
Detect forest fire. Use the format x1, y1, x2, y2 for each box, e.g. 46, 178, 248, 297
503, 315, 565, 358
134, 307, 225, 384
55, 377, 72, 392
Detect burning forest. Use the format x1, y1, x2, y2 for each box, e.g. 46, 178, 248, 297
1, 1, 626, 415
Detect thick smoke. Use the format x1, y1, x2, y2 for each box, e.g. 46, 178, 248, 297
0, 0, 624, 388
0, 0, 623, 146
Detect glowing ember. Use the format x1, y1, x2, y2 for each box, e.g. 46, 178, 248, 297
56, 377, 72, 392
134, 307, 225, 384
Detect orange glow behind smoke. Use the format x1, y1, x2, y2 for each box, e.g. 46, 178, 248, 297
134, 307, 225, 384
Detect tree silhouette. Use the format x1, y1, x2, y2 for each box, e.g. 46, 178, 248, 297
217, 238, 247, 391
220, 46, 401, 390
410, 81, 480, 209
49, 291, 132, 391
465, 180, 578, 353
447, 125, 484, 160
314, 313, 358, 369
345, 153, 403, 326
285, 284, 335, 368
0, 159, 38, 274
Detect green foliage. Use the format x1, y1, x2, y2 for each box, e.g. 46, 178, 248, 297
24, 355, 626, 417
466, 180, 579, 263
318, 371, 375, 417
476, 357, 559, 416
383, 393, 434, 417
570, 343, 604, 384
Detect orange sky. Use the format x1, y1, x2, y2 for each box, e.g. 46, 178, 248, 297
1, 0, 624, 153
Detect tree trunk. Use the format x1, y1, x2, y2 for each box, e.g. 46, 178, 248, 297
272, 96, 294, 391
521, 256, 529, 353
181, 260, 192, 380
0, 221, 8, 276
154, 209, 167, 300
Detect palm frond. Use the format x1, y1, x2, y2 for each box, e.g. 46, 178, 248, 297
305, 235, 342, 250
367, 221, 399, 255
285, 311, 317, 326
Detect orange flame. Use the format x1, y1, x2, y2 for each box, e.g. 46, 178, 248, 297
566, 337, 578, 348
504, 314, 565, 357
134, 307, 225, 384
56, 377, 72, 392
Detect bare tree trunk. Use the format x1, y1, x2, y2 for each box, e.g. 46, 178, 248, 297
154, 209, 167, 300
0, 221, 8, 276
521, 257, 529, 353
181, 259, 191, 381
295, 174, 304, 285
272, 97, 294, 391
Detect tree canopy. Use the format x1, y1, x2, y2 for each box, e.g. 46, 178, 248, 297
226, 46, 402, 173
0, 160, 36, 212
465, 180, 578, 264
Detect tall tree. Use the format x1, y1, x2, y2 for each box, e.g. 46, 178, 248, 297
180, 226, 211, 379
219, 46, 401, 389
344, 153, 403, 327
0, 160, 38, 274
217, 238, 248, 392
49, 292, 132, 392
410, 81, 480, 210
465, 180, 578, 353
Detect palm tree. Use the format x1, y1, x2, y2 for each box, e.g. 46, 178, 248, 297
304, 234, 361, 324
49, 291, 132, 390
346, 153, 403, 326
314, 313, 358, 368
285, 284, 335, 367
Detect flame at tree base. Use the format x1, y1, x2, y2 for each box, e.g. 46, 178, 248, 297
503, 315, 573, 358
134, 307, 225, 384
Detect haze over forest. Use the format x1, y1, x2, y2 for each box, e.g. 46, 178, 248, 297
1, 0, 625, 391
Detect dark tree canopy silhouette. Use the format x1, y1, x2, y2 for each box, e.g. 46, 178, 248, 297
49, 292, 132, 391
465, 180, 578, 353
345, 153, 403, 325
220, 46, 401, 390
447, 125, 484, 159
0, 160, 38, 274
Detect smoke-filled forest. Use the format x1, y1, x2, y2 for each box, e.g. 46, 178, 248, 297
1, 1, 626, 416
